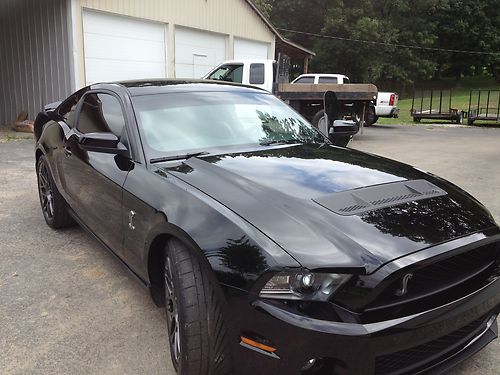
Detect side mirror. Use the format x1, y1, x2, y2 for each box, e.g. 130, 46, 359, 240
79, 132, 128, 155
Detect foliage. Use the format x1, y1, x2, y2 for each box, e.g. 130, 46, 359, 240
253, 0, 500, 85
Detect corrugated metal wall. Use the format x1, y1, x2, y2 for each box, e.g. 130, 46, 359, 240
0, 0, 72, 126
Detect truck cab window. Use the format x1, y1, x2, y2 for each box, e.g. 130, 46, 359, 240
207, 64, 243, 83
319, 77, 338, 84
249, 63, 265, 85
294, 77, 314, 84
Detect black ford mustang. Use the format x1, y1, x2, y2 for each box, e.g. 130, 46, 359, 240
34, 80, 500, 375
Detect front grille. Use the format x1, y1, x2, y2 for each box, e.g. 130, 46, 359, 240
362, 244, 500, 322
375, 316, 486, 375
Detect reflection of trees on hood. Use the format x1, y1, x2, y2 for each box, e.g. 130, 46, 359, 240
361, 196, 495, 243
218, 236, 268, 276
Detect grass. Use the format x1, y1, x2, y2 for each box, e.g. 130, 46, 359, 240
377, 76, 500, 126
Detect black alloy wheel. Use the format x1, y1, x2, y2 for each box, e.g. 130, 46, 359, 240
36, 156, 74, 228
164, 253, 182, 367
38, 160, 55, 221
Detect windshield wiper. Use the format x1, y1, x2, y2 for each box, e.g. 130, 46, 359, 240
260, 139, 303, 146
150, 151, 210, 164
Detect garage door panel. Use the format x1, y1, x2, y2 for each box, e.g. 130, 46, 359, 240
83, 34, 165, 63
234, 38, 269, 60
175, 27, 226, 78
83, 10, 166, 85
83, 11, 165, 41
84, 60, 166, 84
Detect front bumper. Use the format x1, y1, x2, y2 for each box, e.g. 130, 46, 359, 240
228, 276, 500, 374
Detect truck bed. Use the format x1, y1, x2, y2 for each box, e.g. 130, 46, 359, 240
277, 83, 378, 102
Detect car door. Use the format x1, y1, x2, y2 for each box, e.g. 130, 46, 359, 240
60, 91, 132, 256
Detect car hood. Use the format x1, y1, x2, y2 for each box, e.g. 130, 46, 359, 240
158, 144, 496, 273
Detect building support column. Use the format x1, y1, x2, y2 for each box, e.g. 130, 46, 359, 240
227, 34, 234, 60
167, 23, 175, 77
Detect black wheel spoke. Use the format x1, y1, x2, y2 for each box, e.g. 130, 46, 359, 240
164, 254, 181, 364
38, 162, 54, 219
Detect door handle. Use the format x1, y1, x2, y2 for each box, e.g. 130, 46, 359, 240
63, 146, 72, 157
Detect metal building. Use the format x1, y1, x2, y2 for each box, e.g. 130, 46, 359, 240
0, 0, 313, 126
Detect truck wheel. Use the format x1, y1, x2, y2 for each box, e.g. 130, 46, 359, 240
363, 106, 376, 126
164, 239, 232, 375
312, 110, 325, 129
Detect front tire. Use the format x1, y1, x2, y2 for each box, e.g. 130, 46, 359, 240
164, 239, 232, 375
36, 155, 74, 229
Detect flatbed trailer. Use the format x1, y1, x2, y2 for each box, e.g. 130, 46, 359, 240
411, 90, 463, 124
467, 90, 500, 125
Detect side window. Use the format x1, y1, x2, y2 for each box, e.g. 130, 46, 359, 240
58, 87, 89, 127
227, 65, 243, 83
207, 64, 243, 83
318, 76, 338, 84
294, 77, 314, 84
249, 63, 265, 85
76, 93, 126, 137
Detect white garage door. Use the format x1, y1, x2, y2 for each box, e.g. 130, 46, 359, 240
175, 27, 226, 78
234, 38, 270, 60
83, 11, 166, 85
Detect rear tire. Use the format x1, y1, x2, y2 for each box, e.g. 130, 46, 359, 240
164, 239, 232, 375
362, 106, 376, 126
36, 155, 74, 229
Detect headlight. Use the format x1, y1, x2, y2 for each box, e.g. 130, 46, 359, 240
259, 270, 351, 301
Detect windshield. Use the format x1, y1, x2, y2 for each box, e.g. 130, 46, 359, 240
132, 91, 324, 158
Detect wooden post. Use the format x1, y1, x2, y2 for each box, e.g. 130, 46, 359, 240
303, 57, 309, 74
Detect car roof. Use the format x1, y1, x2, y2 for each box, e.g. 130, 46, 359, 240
90, 79, 267, 96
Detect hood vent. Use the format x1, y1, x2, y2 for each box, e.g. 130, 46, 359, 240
313, 179, 447, 216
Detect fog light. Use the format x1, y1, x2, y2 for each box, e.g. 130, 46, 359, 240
301, 358, 317, 371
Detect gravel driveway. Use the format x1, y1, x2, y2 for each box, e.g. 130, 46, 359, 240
1, 124, 499, 374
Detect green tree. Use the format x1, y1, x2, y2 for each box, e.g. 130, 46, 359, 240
252, 0, 273, 18
311, 0, 439, 85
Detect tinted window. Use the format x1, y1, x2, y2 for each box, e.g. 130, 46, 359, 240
58, 88, 89, 127
249, 63, 265, 85
132, 92, 323, 157
77, 93, 126, 137
318, 77, 338, 84
207, 64, 243, 83
294, 77, 314, 84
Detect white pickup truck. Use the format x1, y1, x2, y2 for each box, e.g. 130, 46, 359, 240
203, 60, 378, 146
292, 74, 399, 126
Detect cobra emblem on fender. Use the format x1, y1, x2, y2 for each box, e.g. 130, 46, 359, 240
395, 273, 413, 297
